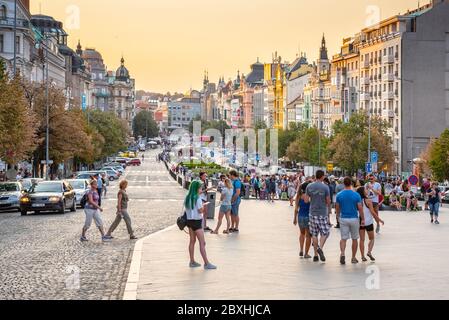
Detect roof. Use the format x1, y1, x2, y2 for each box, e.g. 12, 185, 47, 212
245, 60, 265, 86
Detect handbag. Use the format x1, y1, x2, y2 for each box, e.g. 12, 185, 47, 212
177, 204, 188, 231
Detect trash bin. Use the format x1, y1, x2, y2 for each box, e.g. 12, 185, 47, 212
243, 183, 251, 199
206, 192, 216, 219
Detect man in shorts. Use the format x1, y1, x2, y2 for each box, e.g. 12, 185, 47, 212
230, 170, 242, 233
305, 170, 332, 262
336, 177, 365, 265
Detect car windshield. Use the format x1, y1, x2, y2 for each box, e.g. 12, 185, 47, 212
31, 183, 62, 193
0, 183, 19, 192
69, 181, 86, 189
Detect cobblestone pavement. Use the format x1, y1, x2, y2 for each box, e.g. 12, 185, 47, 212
0, 149, 185, 300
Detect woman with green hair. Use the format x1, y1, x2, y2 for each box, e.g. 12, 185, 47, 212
185, 180, 217, 270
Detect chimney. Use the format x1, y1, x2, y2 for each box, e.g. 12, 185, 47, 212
20, 0, 30, 12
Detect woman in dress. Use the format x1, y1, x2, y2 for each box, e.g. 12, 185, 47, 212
288, 176, 297, 207
294, 182, 312, 259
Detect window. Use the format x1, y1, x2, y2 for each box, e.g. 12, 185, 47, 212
0, 5, 6, 19
0, 34, 3, 53
15, 36, 20, 54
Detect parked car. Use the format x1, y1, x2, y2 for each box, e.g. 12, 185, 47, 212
20, 181, 76, 215
20, 178, 44, 192
75, 171, 110, 185
114, 157, 129, 165
102, 166, 123, 175
438, 185, 449, 203
101, 168, 120, 181
127, 158, 142, 166
104, 162, 126, 172
66, 179, 90, 207
0, 182, 26, 212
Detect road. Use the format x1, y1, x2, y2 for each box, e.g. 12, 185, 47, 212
0, 148, 185, 300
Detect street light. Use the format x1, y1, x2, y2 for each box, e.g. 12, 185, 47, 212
398, 77, 414, 174
357, 89, 372, 163
12, 0, 17, 75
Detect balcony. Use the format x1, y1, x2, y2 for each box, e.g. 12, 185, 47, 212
0, 18, 30, 29
383, 54, 395, 64
383, 73, 395, 82
360, 93, 371, 101
382, 91, 395, 100
361, 77, 370, 85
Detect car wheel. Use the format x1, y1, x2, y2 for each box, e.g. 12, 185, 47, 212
21, 210, 27, 216
70, 199, 76, 212
109, 177, 114, 181
59, 201, 66, 214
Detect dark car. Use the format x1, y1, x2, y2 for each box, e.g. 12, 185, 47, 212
20, 181, 76, 216
127, 158, 142, 166
0, 182, 26, 212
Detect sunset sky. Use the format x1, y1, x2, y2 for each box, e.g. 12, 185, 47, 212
31, 0, 423, 93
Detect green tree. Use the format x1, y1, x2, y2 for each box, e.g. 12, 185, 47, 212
427, 129, 449, 181
0, 67, 37, 165
132, 110, 158, 139
87, 109, 129, 158
327, 112, 394, 173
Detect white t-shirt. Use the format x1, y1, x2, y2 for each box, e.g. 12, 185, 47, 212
362, 199, 374, 226
366, 182, 382, 204
186, 198, 203, 221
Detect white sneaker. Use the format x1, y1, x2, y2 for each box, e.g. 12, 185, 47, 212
204, 263, 217, 270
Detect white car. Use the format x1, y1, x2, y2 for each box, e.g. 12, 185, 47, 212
67, 179, 89, 207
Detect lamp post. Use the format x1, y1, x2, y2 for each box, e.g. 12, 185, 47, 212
357, 90, 372, 163
12, 0, 17, 75
398, 78, 414, 174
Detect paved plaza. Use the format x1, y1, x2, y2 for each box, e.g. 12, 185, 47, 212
0, 149, 184, 300
130, 200, 449, 300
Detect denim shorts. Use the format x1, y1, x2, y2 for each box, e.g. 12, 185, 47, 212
298, 216, 310, 229
231, 199, 241, 216
220, 205, 232, 213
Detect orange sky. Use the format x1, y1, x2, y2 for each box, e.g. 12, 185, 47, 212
31, 0, 424, 93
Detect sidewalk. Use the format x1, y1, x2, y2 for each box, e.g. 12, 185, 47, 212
125, 200, 449, 300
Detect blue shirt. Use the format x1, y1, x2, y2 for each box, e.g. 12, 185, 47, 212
233, 179, 242, 199
336, 189, 362, 219
96, 175, 103, 188
298, 199, 310, 218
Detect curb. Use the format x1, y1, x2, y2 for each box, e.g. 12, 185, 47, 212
122, 224, 177, 300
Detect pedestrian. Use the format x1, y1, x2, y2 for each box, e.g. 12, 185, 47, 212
335, 177, 365, 265
101, 173, 107, 199
80, 180, 109, 242
268, 175, 276, 203
427, 182, 441, 224
104, 180, 137, 240
212, 178, 233, 234
356, 186, 384, 262
253, 176, 261, 199
421, 178, 431, 211
365, 174, 382, 234
294, 182, 312, 259
229, 170, 242, 233
304, 170, 332, 262
184, 180, 217, 270
199, 172, 213, 232
96, 173, 103, 206
288, 176, 297, 206
142, 153, 145, 163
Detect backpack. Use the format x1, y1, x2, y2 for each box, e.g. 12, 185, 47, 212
80, 192, 88, 208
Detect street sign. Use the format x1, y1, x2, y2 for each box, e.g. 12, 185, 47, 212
372, 162, 378, 173
371, 151, 378, 164
327, 162, 334, 172
82, 94, 87, 110
41, 160, 54, 165
409, 175, 419, 186
365, 162, 372, 173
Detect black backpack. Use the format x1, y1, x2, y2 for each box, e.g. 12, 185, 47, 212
80, 193, 88, 208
